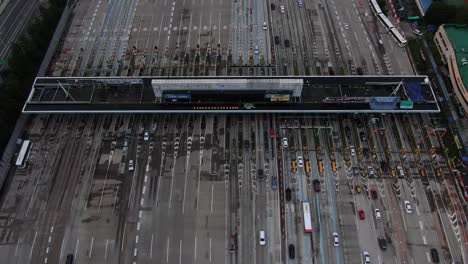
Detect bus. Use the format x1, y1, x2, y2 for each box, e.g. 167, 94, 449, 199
378, 13, 394, 31
389, 27, 408, 47
15, 140, 32, 169
318, 160, 324, 174
369, 0, 382, 15
305, 161, 311, 175
303, 202, 312, 233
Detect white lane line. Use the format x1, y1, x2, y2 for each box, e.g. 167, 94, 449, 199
140, 197, 144, 206
211, 183, 214, 213
179, 240, 182, 264
48, 236, 52, 243
15, 238, 20, 256
59, 237, 65, 259
134, 248, 138, 257
44, 257, 47, 263
194, 235, 197, 260
121, 223, 126, 252
105, 239, 109, 260
46, 247, 49, 254
89, 237, 94, 258
144, 175, 148, 183
139, 210, 142, 218
136, 235, 139, 244
150, 234, 154, 259
422, 235, 427, 244
142, 186, 146, 195
419, 221, 424, 230
166, 236, 170, 263
74, 239, 79, 258
30, 232, 38, 259
50, 226, 54, 233
209, 237, 212, 262
137, 222, 141, 231
426, 252, 431, 262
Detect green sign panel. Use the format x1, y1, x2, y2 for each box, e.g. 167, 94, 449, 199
407, 16, 420, 20
0, 59, 7, 65
400, 100, 414, 109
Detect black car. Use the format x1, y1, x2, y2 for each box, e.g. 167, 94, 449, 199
284, 39, 290, 47
258, 169, 264, 181
345, 126, 351, 139
313, 180, 320, 192
353, 167, 360, 177
275, 36, 280, 45
378, 238, 387, 250
286, 188, 292, 201
430, 248, 439, 263
66, 254, 74, 264
357, 67, 363, 75
288, 244, 295, 259
356, 118, 363, 127
359, 131, 367, 141
363, 147, 370, 158
380, 161, 388, 172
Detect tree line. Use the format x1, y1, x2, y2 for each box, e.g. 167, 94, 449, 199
0, 0, 66, 153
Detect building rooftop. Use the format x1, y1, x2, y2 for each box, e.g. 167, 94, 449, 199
444, 24, 468, 91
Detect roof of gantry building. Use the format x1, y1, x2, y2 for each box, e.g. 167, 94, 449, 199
443, 24, 468, 91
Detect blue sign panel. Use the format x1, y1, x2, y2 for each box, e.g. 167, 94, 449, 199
163, 94, 192, 100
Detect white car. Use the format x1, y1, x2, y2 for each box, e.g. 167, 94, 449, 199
143, 131, 149, 141
280, 5, 285, 13
333, 232, 339, 247
363, 251, 371, 264
255, 45, 259, 55
397, 165, 405, 178
350, 146, 356, 156
297, 156, 304, 167
404, 200, 412, 214
128, 160, 134, 171
375, 209, 381, 219
282, 138, 288, 148
259, 231, 266, 245
344, 23, 349, 30
263, 22, 267, 30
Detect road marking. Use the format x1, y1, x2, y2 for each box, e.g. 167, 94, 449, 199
50, 226, 54, 233
105, 239, 109, 260
30, 232, 38, 259
137, 222, 141, 231
139, 210, 142, 218
194, 235, 197, 260
15, 238, 20, 256
209, 237, 212, 262
150, 234, 154, 259
48, 236, 52, 243
142, 186, 146, 195
422, 235, 427, 244
166, 236, 170, 263
44, 257, 47, 263
211, 183, 214, 213
74, 239, 79, 258
134, 248, 138, 257
89, 237, 94, 258
121, 224, 126, 251
140, 197, 144, 206
144, 175, 148, 183
419, 220, 423, 230
426, 252, 431, 262
46, 247, 49, 254
179, 240, 182, 264
136, 235, 139, 244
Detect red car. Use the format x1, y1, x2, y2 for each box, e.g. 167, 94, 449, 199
370, 188, 378, 200
270, 128, 276, 138
358, 210, 365, 220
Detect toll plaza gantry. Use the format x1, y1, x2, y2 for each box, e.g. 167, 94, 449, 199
22, 75, 440, 114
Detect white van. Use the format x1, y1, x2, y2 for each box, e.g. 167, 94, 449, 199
259, 231, 266, 245
128, 160, 134, 171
